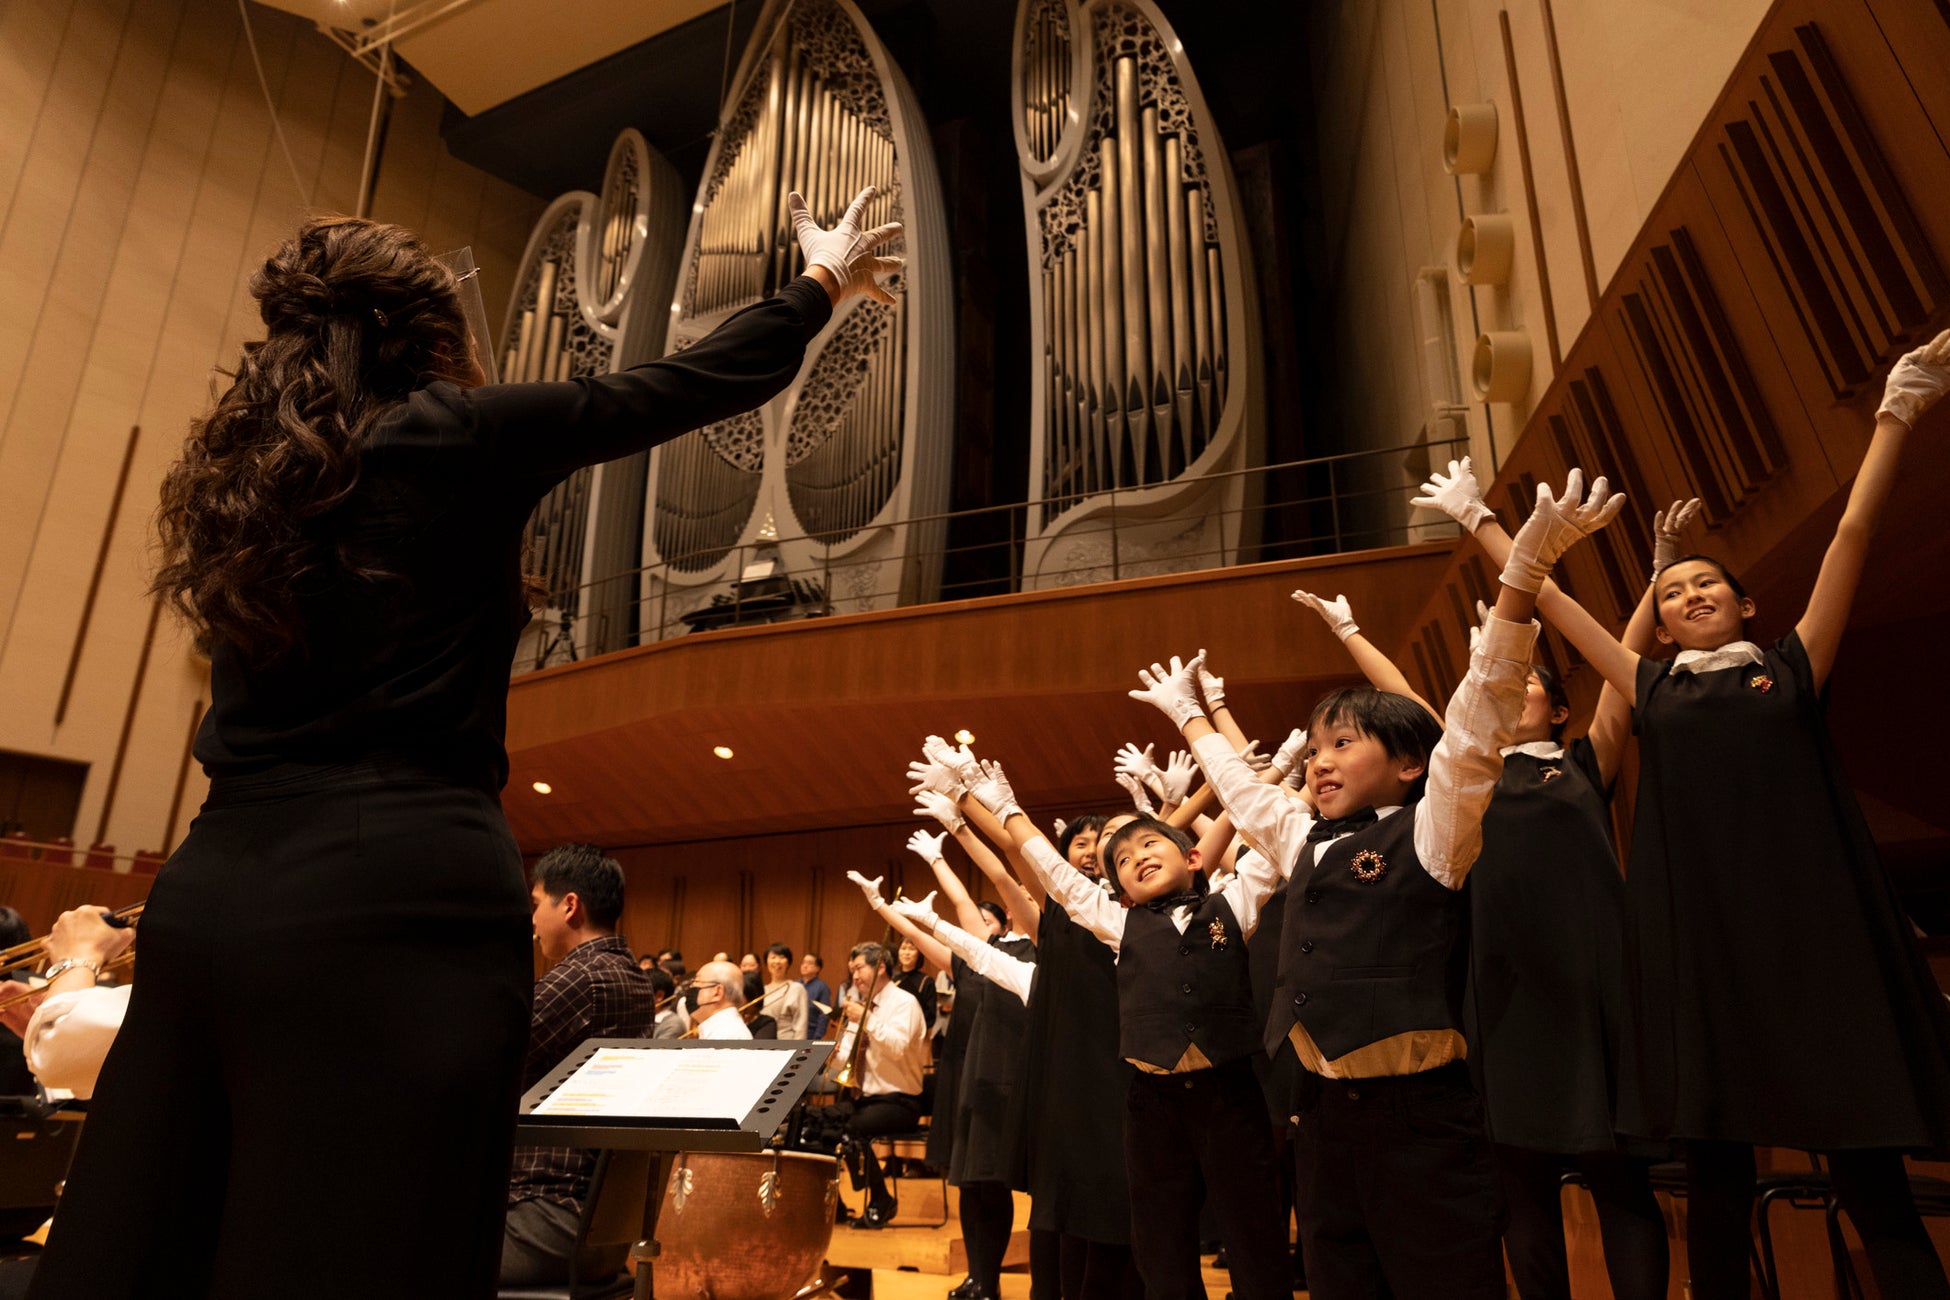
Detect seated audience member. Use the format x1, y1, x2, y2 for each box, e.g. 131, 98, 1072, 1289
744, 970, 780, 1039
648, 968, 684, 1039
656, 949, 684, 974
502, 845, 657, 1289
801, 952, 833, 1038
690, 961, 753, 1040
832, 941, 929, 1230
761, 943, 810, 1040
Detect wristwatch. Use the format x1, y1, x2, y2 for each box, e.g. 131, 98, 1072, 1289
42, 957, 100, 983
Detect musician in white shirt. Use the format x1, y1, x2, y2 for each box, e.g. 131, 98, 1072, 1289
832, 941, 927, 1229
689, 961, 753, 1040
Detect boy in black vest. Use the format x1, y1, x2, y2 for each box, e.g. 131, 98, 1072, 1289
949, 763, 1294, 1300
1127, 472, 1619, 1299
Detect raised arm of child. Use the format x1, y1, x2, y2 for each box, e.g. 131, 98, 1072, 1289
917, 787, 1041, 943
903, 824, 989, 939
962, 759, 1131, 953
848, 870, 955, 972
887, 896, 1035, 1006
1291, 589, 1440, 720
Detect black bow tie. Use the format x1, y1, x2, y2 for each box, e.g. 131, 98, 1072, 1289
1306, 808, 1379, 844
1142, 890, 1206, 914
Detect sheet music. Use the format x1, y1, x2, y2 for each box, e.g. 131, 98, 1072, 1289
530, 1047, 789, 1123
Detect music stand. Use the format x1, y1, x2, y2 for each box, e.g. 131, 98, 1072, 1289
516, 1040, 831, 1300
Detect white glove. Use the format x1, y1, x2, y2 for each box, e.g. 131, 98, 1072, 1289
1127, 651, 1207, 729
1281, 762, 1308, 791
921, 735, 984, 789
1240, 738, 1273, 773
906, 757, 963, 801
912, 789, 966, 834
1115, 772, 1156, 815
1158, 749, 1198, 805
1878, 329, 1950, 429
1501, 470, 1626, 593
905, 828, 948, 865
1271, 727, 1308, 779
846, 870, 886, 909
1410, 457, 1493, 532
1197, 660, 1228, 713
1291, 589, 1359, 642
1052, 817, 1069, 839
888, 893, 939, 927
1113, 742, 1164, 796
1650, 498, 1703, 583
1468, 599, 1491, 655
966, 758, 1022, 822
788, 187, 903, 305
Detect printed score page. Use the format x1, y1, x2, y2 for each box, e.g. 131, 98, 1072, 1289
530, 1047, 788, 1123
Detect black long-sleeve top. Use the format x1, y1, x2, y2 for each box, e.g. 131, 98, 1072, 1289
193, 277, 834, 792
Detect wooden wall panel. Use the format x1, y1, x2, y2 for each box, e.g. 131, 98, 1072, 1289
0, 857, 151, 937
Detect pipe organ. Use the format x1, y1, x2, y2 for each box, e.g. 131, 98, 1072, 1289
1013, 0, 1262, 587
642, 0, 952, 637
502, 130, 686, 667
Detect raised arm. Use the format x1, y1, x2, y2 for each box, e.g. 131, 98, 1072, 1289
888, 897, 1035, 1006
918, 788, 1042, 943
847, 870, 954, 971
1799, 333, 1950, 689
959, 761, 1129, 951
1292, 589, 1439, 720
904, 828, 987, 937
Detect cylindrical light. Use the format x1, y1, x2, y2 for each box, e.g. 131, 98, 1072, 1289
1444, 102, 1498, 174
1455, 214, 1515, 285
1473, 332, 1533, 403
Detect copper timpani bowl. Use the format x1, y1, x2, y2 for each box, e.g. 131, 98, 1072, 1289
653, 1150, 840, 1300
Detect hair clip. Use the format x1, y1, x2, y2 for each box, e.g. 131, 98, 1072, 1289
452, 267, 481, 283
372, 307, 389, 327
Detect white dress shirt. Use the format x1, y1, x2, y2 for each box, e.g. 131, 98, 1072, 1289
924, 920, 1036, 1006
696, 1007, 754, 1040
832, 981, 928, 1097
1194, 611, 1539, 1077
24, 984, 129, 1100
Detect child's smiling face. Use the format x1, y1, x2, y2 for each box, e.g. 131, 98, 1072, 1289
1305, 723, 1423, 818
1655, 559, 1754, 651
1107, 824, 1201, 903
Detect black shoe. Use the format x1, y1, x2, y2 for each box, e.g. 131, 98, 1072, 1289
851, 1197, 898, 1229
947, 1280, 980, 1300
1210, 1249, 1229, 1269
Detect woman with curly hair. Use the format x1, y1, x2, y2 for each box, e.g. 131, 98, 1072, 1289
28, 194, 900, 1300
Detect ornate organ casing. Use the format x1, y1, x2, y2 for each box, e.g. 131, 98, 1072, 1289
1014, 0, 1262, 586
502, 130, 687, 666
640, 0, 952, 637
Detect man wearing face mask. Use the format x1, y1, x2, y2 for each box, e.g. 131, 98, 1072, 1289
688, 961, 755, 1040
502, 844, 656, 1288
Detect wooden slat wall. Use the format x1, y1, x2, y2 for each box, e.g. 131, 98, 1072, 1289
0, 857, 151, 937
0, 0, 545, 862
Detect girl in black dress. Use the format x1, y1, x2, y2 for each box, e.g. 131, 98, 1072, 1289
29, 197, 899, 1300
1476, 333, 1950, 1298
894, 937, 939, 1031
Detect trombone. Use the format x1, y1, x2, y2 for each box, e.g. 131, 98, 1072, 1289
0, 902, 144, 1014
830, 904, 899, 1092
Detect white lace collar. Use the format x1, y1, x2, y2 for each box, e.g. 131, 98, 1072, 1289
1670, 641, 1765, 675
1500, 740, 1565, 760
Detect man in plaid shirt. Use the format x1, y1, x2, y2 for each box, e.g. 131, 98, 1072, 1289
499, 844, 656, 1287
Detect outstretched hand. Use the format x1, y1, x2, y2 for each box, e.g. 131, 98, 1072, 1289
1127, 651, 1208, 729
912, 789, 967, 834
1410, 457, 1493, 532
846, 870, 886, 909
1291, 589, 1359, 642
906, 828, 948, 865
1650, 498, 1703, 582
1502, 470, 1625, 593
788, 186, 903, 305
1879, 328, 1950, 429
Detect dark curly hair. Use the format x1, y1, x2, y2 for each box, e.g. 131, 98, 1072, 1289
153, 216, 477, 664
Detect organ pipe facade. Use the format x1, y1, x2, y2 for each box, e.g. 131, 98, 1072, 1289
641, 0, 953, 635
1014, 0, 1262, 586
501, 129, 686, 665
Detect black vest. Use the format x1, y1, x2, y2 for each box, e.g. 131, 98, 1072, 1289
1117, 894, 1261, 1071
1266, 805, 1470, 1060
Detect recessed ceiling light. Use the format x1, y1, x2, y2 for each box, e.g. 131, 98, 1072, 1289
713, 745, 735, 759
954, 729, 975, 744
531, 781, 552, 795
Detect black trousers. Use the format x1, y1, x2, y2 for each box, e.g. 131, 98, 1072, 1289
1293, 1062, 1505, 1300
841, 1091, 922, 1206
1685, 1141, 1950, 1299
1494, 1144, 1666, 1300
1123, 1058, 1291, 1300
27, 764, 534, 1300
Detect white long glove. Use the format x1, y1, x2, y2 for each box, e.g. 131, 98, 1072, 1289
1114, 742, 1164, 797
1410, 457, 1494, 532
1197, 660, 1228, 713
905, 828, 948, 865
965, 759, 1023, 823
788, 187, 903, 305
1878, 329, 1950, 429
1501, 470, 1626, 594
1127, 652, 1207, 729
912, 789, 966, 835
922, 735, 984, 790
1115, 772, 1157, 815
1158, 750, 1198, 804
1468, 599, 1491, 654
1650, 497, 1703, 583
1291, 589, 1359, 642
1239, 738, 1273, 773
1271, 727, 1309, 779
846, 870, 887, 910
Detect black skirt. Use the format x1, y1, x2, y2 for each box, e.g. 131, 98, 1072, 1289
27, 761, 533, 1300
1010, 903, 1132, 1242
948, 935, 1036, 1187
1620, 632, 1950, 1152
1465, 739, 1639, 1155
926, 957, 980, 1170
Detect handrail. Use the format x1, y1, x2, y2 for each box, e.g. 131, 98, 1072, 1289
0, 837, 152, 869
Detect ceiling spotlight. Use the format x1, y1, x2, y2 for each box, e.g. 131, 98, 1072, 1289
531, 781, 552, 795
954, 729, 975, 745
713, 745, 735, 759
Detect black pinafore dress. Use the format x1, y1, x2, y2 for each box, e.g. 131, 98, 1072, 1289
948, 934, 1036, 1187
1619, 632, 1950, 1152
1466, 738, 1636, 1155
